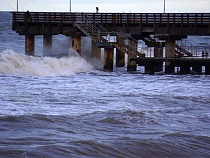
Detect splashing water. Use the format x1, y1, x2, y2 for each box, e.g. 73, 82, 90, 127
0, 50, 93, 76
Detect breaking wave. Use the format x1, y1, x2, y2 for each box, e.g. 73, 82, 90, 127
0, 50, 94, 76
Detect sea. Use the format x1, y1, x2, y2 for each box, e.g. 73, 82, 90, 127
1, 11, 210, 158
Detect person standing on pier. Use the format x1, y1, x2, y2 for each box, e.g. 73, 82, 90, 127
26, 10, 32, 22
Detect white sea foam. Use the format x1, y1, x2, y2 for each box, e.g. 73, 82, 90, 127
0, 50, 94, 76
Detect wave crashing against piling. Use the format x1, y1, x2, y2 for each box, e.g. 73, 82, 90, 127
0, 50, 94, 76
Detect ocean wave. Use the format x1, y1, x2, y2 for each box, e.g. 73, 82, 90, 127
2, 137, 208, 158
0, 50, 93, 76
1, 114, 210, 158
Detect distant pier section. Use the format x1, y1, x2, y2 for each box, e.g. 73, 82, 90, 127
12, 12, 210, 74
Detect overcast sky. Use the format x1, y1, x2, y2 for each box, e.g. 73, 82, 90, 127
1, 0, 210, 13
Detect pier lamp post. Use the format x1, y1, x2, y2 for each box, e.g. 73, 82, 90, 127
17, 0, 18, 12
70, 0, 71, 12
164, 0, 165, 13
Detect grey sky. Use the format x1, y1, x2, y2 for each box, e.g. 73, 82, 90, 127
1, 0, 210, 13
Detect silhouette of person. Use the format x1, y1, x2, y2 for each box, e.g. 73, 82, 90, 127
26, 10, 32, 22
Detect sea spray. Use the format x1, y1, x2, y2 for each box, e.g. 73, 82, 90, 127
69, 48, 103, 69
0, 50, 93, 76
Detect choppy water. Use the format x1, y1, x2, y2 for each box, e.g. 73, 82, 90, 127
1, 11, 210, 158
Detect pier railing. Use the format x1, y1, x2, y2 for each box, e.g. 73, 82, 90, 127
12, 12, 210, 25
12, 11, 210, 40
142, 46, 210, 58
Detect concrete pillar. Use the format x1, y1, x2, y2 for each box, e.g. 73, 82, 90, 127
145, 63, 155, 74
104, 48, 114, 72
25, 34, 35, 56
192, 65, 202, 74
165, 40, 175, 74
165, 40, 175, 57
116, 49, 125, 67
127, 55, 137, 71
92, 41, 101, 60
43, 35, 52, 56
72, 36, 81, 55
180, 65, 191, 74
127, 38, 138, 71
154, 47, 163, 72
205, 65, 210, 75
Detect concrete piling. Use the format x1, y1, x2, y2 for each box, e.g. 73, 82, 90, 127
205, 65, 210, 75
72, 36, 81, 55
180, 65, 191, 74
104, 48, 114, 72
165, 40, 176, 74
43, 35, 52, 56
154, 47, 163, 72
127, 55, 137, 71
145, 63, 154, 74
92, 41, 101, 60
116, 49, 125, 67
192, 65, 202, 74
25, 34, 35, 56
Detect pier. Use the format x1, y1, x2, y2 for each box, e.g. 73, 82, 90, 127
12, 12, 210, 74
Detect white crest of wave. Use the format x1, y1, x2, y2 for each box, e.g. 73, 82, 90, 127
0, 50, 93, 76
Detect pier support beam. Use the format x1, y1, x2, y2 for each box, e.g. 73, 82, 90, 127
145, 63, 154, 74
192, 65, 202, 74
116, 49, 125, 67
127, 55, 137, 71
180, 65, 191, 74
127, 38, 138, 71
72, 36, 81, 55
154, 47, 163, 72
104, 48, 114, 72
92, 41, 101, 60
205, 65, 210, 75
25, 34, 35, 56
43, 35, 52, 56
165, 40, 175, 74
